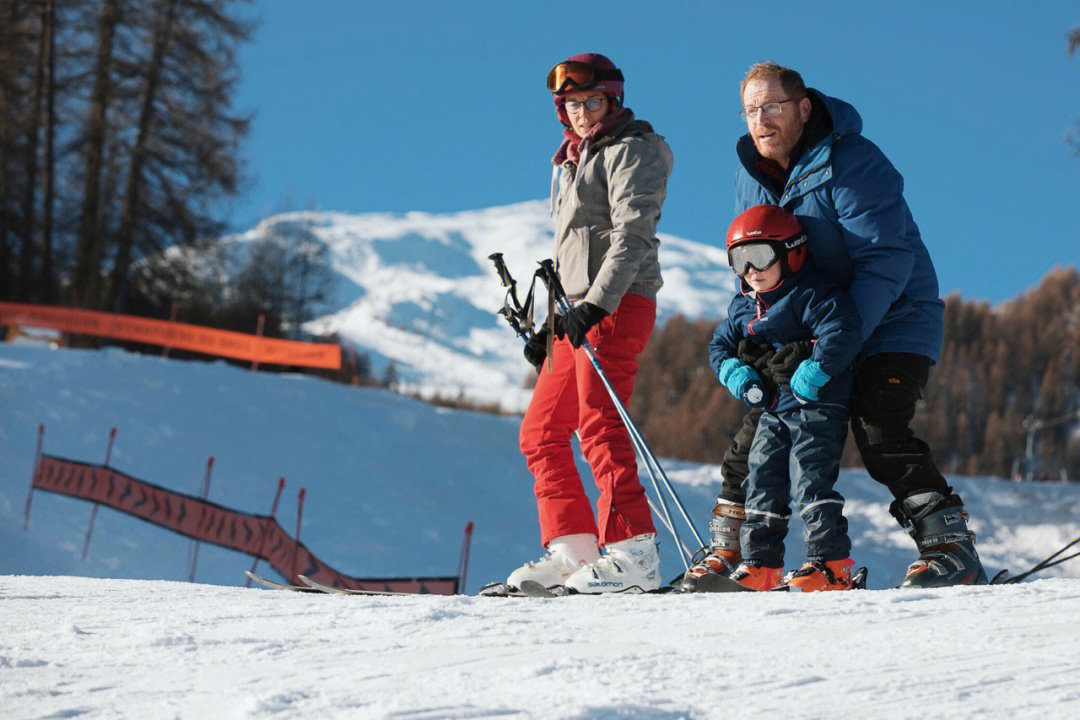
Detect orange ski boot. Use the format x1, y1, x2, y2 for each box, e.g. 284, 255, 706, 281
729, 561, 784, 591
680, 499, 745, 592
681, 548, 741, 591
784, 558, 855, 592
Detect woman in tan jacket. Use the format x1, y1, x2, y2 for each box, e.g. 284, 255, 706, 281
507, 53, 673, 595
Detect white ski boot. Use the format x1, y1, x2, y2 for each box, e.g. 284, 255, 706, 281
506, 533, 599, 591
565, 533, 662, 594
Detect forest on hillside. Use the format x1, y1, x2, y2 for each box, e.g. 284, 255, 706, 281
631, 267, 1080, 482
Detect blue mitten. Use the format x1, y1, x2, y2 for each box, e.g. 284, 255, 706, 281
718, 358, 768, 408
790, 359, 831, 403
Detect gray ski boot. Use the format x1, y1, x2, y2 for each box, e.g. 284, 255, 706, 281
680, 498, 745, 592
894, 491, 988, 588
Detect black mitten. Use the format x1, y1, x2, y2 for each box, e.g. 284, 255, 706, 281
524, 327, 550, 370
737, 338, 772, 368
767, 340, 814, 390
554, 302, 608, 348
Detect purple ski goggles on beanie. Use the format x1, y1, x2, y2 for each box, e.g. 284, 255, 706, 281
547, 61, 624, 95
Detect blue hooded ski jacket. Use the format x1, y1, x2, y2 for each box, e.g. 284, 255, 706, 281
709, 263, 863, 412
734, 90, 945, 361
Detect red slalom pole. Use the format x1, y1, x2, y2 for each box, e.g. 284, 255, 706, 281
456, 521, 475, 594
23, 424, 45, 530
246, 477, 286, 587
290, 488, 306, 583
186, 457, 215, 582
81, 427, 117, 562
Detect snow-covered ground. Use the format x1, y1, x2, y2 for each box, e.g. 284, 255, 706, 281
3, 343, 1080, 718
4, 574, 1080, 719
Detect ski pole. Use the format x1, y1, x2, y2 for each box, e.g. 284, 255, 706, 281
1004, 533, 1080, 584
489, 253, 537, 341
536, 260, 705, 565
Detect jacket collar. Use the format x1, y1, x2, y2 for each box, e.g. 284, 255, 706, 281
739, 264, 810, 303
552, 108, 637, 165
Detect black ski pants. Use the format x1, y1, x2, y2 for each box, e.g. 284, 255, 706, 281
718, 352, 956, 508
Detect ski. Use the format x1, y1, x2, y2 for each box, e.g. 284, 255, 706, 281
478, 581, 523, 597
518, 580, 560, 597
250, 570, 527, 598
297, 575, 424, 596
691, 566, 869, 593
777, 566, 870, 592
245, 570, 323, 593
518, 580, 676, 597
692, 573, 756, 593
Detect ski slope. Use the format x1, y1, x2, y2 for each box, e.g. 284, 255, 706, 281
3, 343, 1080, 718
3, 574, 1080, 719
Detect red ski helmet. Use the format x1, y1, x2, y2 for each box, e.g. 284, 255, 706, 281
725, 205, 808, 277
548, 53, 624, 127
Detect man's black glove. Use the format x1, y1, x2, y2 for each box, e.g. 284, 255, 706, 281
737, 338, 772, 369
767, 340, 814, 391
554, 302, 608, 348
523, 327, 550, 370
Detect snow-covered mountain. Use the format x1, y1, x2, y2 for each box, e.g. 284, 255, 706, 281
223, 201, 735, 411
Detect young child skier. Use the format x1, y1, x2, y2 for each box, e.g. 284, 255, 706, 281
705, 204, 863, 591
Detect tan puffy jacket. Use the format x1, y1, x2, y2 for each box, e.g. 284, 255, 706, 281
551, 114, 673, 314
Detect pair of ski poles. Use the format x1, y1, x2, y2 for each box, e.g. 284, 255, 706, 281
490, 253, 705, 571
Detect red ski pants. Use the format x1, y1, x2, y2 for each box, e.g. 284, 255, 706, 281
519, 293, 657, 547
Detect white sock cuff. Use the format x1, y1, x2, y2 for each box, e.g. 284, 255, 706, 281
549, 533, 600, 564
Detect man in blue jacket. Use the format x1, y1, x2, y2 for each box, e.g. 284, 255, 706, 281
693, 61, 986, 588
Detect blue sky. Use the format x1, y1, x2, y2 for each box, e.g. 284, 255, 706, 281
233, 1, 1080, 304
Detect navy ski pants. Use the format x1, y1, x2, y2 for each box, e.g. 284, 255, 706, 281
741, 404, 851, 568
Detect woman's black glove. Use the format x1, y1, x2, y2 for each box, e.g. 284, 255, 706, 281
524, 327, 550, 370
554, 302, 608, 348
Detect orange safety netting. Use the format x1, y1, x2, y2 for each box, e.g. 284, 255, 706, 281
31, 455, 457, 594
1, 302, 340, 370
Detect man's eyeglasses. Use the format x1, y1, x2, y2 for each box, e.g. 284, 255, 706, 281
564, 97, 606, 114
739, 97, 800, 120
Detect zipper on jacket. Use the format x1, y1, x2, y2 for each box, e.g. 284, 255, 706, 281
781, 149, 831, 201
746, 294, 770, 335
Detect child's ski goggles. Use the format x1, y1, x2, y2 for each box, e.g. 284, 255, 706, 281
728, 242, 780, 277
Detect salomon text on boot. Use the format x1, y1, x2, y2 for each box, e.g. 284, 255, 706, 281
681, 499, 744, 592
894, 492, 988, 588
565, 533, 661, 594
